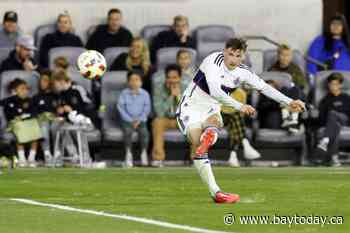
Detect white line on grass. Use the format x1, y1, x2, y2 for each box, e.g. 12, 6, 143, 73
10, 198, 234, 233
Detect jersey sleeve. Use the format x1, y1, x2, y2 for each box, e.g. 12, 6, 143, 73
201, 58, 244, 110
243, 70, 293, 106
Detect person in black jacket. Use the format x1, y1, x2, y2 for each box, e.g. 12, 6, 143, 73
31, 70, 56, 165
86, 8, 133, 53
0, 79, 39, 167
0, 35, 38, 73
314, 72, 350, 166
150, 15, 195, 64
39, 12, 83, 68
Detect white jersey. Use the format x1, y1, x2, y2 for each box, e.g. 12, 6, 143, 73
176, 51, 293, 134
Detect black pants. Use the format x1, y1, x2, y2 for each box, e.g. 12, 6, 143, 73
323, 110, 349, 156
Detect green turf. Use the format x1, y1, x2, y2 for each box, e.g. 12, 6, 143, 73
0, 167, 349, 233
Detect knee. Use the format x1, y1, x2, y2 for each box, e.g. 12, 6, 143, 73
152, 118, 166, 131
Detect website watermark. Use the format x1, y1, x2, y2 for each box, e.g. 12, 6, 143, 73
224, 213, 344, 227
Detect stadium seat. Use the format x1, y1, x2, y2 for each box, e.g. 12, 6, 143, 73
67, 68, 92, 92
194, 25, 235, 62
0, 71, 40, 142
103, 47, 129, 69
313, 71, 350, 145
100, 71, 134, 142
48, 47, 86, 70
156, 47, 197, 69
140, 24, 171, 43
263, 49, 306, 73
0, 47, 12, 66
250, 71, 307, 163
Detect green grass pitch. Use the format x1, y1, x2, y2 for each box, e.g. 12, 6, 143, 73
0, 167, 349, 233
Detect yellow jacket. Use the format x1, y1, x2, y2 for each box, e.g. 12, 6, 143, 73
221, 88, 247, 114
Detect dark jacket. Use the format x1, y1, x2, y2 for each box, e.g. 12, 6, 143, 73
0, 95, 34, 122
150, 29, 196, 63
53, 87, 86, 117
0, 50, 37, 73
39, 30, 83, 68
31, 91, 56, 115
318, 93, 350, 125
86, 24, 133, 53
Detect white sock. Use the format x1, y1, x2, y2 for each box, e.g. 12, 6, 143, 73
28, 150, 36, 162
18, 150, 26, 162
125, 148, 133, 161
281, 108, 290, 120
193, 155, 220, 197
291, 112, 299, 122
242, 138, 251, 148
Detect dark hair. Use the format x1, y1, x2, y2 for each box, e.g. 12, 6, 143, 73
323, 13, 350, 51
165, 64, 182, 78
40, 69, 52, 78
127, 70, 143, 81
7, 78, 26, 93
176, 49, 192, 60
108, 8, 122, 17
327, 72, 344, 83
225, 38, 248, 52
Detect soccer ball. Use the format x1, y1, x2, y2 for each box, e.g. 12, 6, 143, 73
77, 50, 107, 80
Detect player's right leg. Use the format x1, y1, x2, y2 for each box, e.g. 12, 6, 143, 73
186, 114, 240, 204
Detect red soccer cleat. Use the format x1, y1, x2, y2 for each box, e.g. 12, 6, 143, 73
214, 191, 240, 204
196, 128, 217, 155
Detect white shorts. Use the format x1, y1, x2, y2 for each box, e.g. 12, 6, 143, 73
176, 93, 223, 135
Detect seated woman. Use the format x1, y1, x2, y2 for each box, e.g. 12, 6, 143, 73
307, 14, 350, 75
110, 37, 153, 92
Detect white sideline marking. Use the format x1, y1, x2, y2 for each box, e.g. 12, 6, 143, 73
10, 198, 234, 233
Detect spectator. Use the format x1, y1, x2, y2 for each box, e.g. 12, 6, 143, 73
51, 70, 92, 166
0, 11, 21, 48
221, 88, 260, 167
152, 64, 184, 167
314, 73, 350, 166
0, 79, 41, 167
86, 8, 133, 53
176, 49, 195, 86
39, 12, 83, 68
307, 14, 350, 75
257, 79, 304, 134
31, 70, 56, 166
110, 37, 153, 91
0, 35, 38, 73
150, 15, 195, 63
53, 56, 69, 73
269, 44, 308, 90
117, 71, 151, 168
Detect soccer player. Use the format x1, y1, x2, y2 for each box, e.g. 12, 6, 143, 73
176, 38, 305, 204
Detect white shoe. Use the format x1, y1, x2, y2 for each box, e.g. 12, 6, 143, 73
228, 151, 240, 167
140, 150, 149, 166
151, 160, 164, 168
18, 157, 27, 168
242, 138, 261, 160
124, 150, 133, 168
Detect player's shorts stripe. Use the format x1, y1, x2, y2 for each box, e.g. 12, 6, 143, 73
176, 116, 185, 133
193, 69, 210, 95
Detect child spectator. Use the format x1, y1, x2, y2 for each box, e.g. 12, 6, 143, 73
0, 79, 41, 167
86, 8, 133, 53
39, 12, 83, 68
176, 49, 195, 86
314, 73, 350, 166
269, 44, 307, 90
307, 14, 350, 75
32, 70, 56, 166
117, 71, 151, 168
257, 79, 303, 134
150, 15, 195, 63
